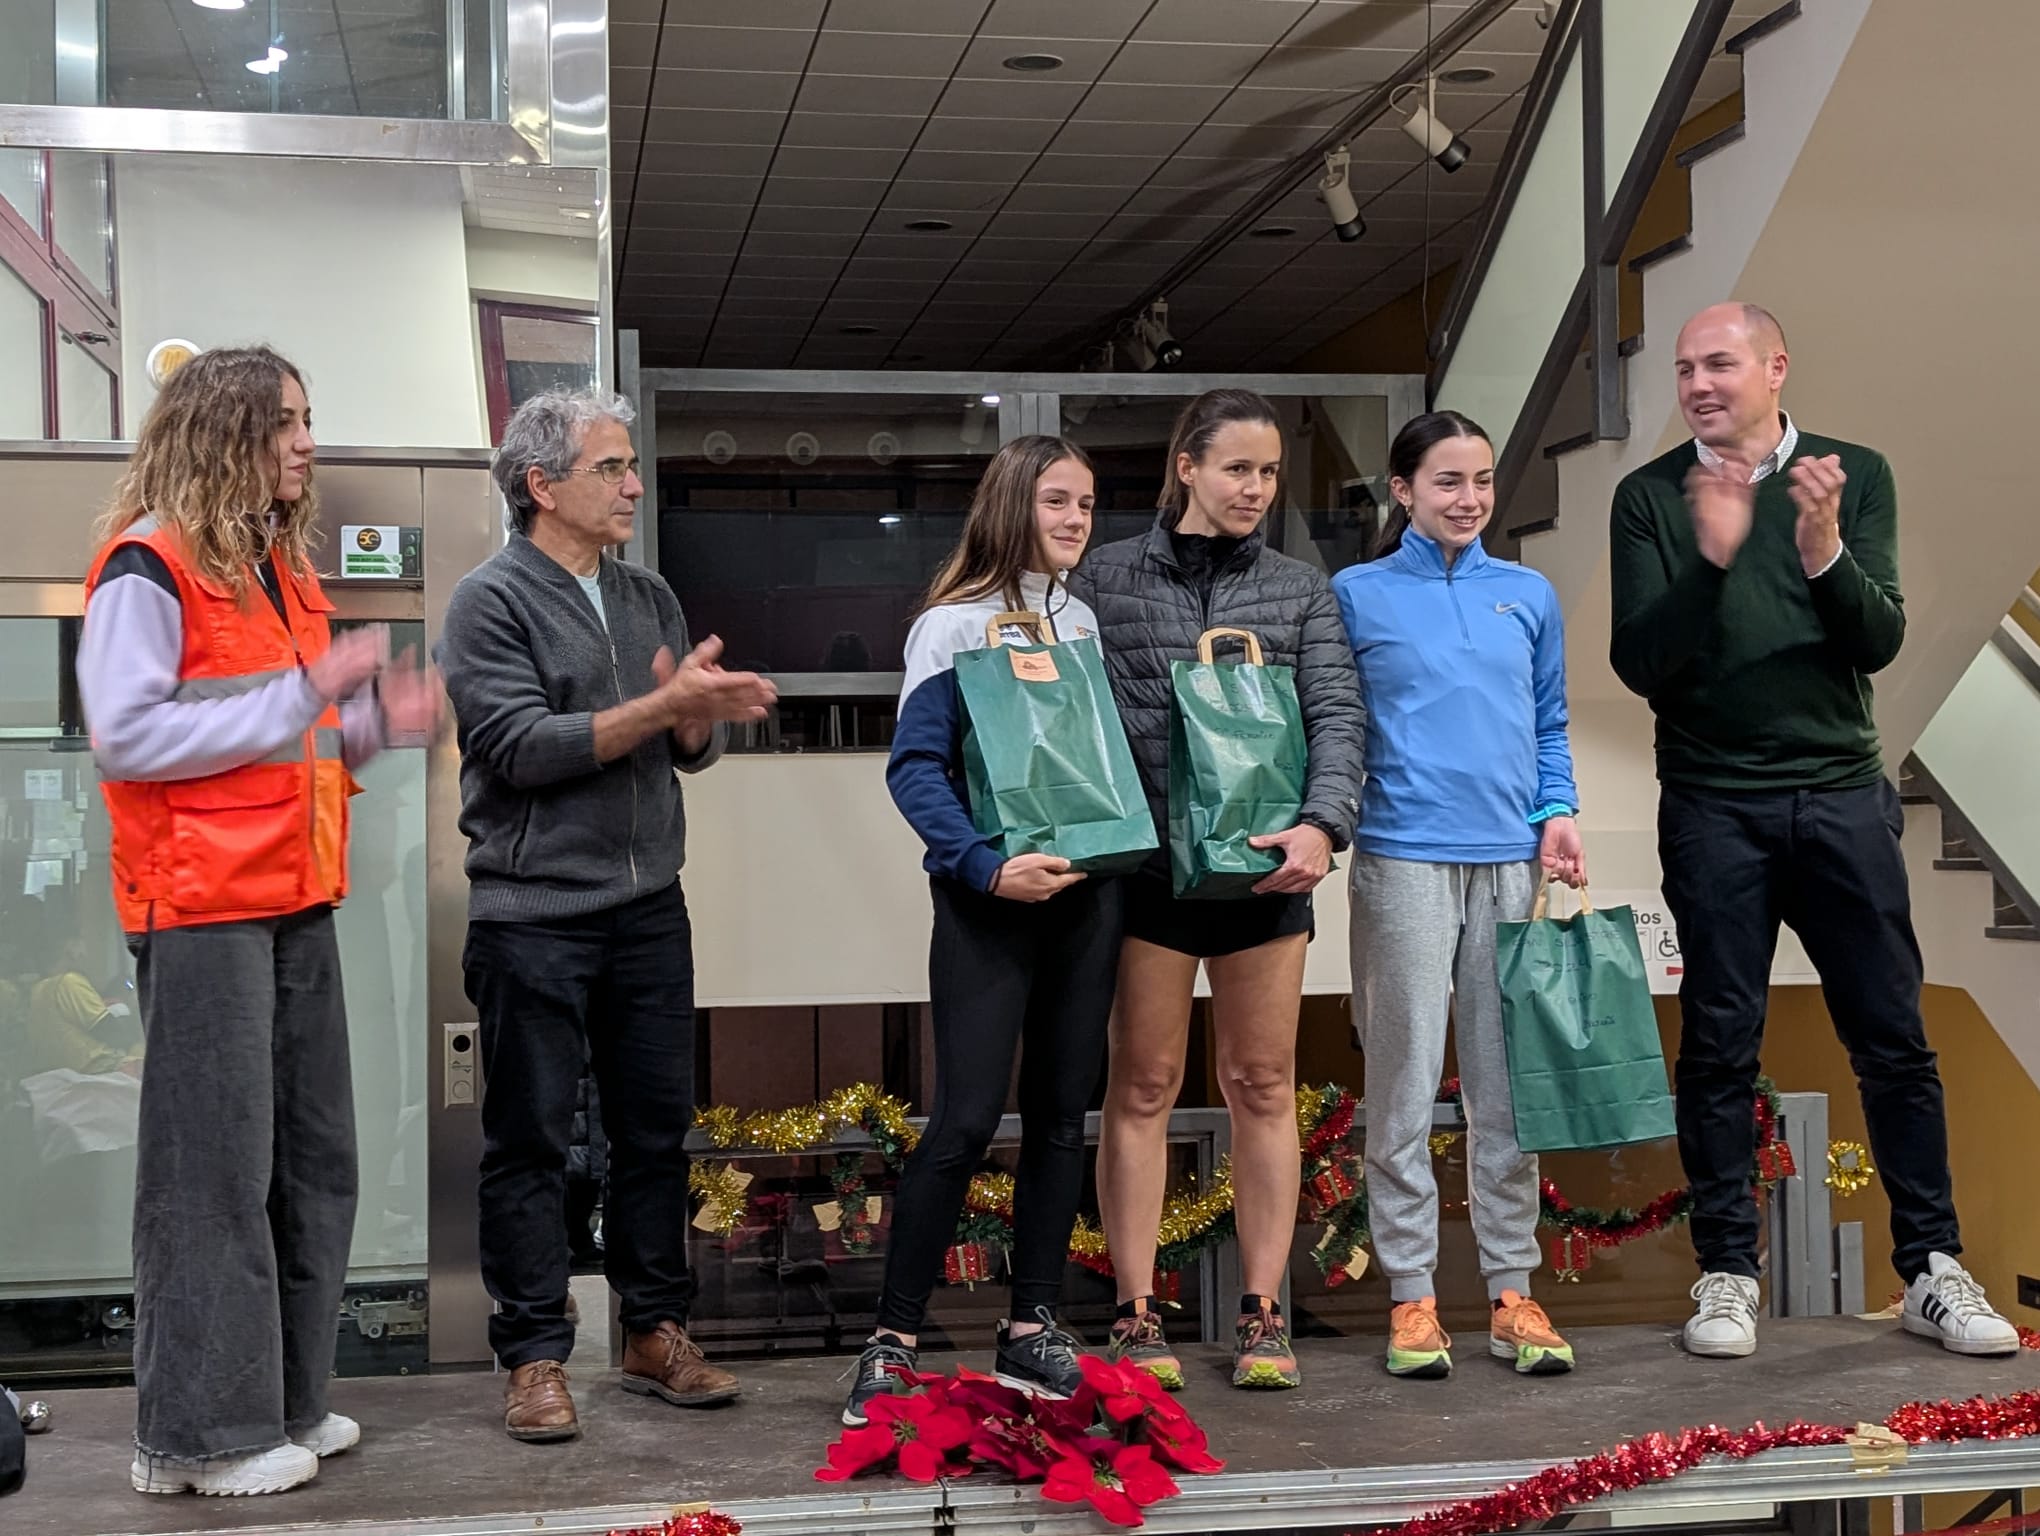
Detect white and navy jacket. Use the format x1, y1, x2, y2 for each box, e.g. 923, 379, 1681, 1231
885, 571, 1102, 892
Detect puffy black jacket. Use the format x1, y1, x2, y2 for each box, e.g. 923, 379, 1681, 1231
1070, 519, 1366, 864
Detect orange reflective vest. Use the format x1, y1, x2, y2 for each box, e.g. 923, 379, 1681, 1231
84, 522, 355, 933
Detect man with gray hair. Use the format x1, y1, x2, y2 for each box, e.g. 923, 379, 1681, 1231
438, 389, 775, 1442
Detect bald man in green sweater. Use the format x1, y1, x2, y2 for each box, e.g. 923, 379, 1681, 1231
1609, 302, 2016, 1362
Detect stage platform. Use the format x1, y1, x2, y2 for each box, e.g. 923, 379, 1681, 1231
11, 1318, 2040, 1536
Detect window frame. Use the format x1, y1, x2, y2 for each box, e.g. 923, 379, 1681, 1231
476, 299, 598, 445
0, 150, 120, 440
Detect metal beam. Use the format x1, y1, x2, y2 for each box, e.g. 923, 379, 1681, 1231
640, 368, 1423, 400
0, 105, 539, 163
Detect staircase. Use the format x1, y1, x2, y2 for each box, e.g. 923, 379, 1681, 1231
1509, 0, 1872, 648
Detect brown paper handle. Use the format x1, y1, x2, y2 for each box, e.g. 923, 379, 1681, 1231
985, 611, 1054, 647
1530, 878, 1594, 920
1196, 627, 1264, 666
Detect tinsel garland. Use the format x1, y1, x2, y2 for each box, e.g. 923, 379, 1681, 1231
603, 1512, 741, 1536
1384, 1391, 2040, 1536
687, 1078, 1791, 1281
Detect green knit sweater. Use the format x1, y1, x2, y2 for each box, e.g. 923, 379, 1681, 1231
1608, 431, 1904, 790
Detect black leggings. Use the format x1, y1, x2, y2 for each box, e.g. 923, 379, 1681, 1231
875, 875, 1125, 1334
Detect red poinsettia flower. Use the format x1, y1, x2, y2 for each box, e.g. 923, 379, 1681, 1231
814, 1391, 974, 1484
969, 1414, 1088, 1481
1042, 1442, 1181, 1528
1080, 1352, 1168, 1423
1142, 1410, 1225, 1475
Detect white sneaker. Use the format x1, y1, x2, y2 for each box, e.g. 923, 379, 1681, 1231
131, 1441, 318, 1497
291, 1412, 361, 1458
1904, 1253, 2020, 1356
1683, 1272, 1760, 1358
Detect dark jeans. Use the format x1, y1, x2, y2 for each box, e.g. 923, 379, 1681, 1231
877, 876, 1123, 1335
1658, 780, 1958, 1283
465, 882, 697, 1368
131, 906, 357, 1461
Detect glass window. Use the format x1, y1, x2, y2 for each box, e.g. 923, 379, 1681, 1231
49, 153, 113, 302
0, 616, 428, 1377
97, 0, 490, 119
479, 304, 599, 443
0, 266, 49, 439
55, 330, 115, 440
656, 390, 1007, 681
0, 152, 46, 241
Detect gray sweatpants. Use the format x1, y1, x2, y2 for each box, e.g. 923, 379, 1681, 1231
1349, 853, 1542, 1303
131, 906, 358, 1461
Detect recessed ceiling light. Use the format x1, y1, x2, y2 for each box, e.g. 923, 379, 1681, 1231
1249, 224, 1298, 239
1440, 65, 1496, 84
980, 393, 1001, 405
839, 323, 879, 335
904, 218, 953, 232
877, 513, 904, 526
245, 44, 287, 73
191, 0, 249, 9
1003, 53, 1064, 72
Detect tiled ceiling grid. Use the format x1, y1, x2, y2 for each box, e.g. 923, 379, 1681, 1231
610, 1, 1755, 373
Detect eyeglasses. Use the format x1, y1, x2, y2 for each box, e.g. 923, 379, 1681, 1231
563, 456, 641, 485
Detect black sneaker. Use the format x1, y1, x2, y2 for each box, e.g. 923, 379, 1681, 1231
994, 1307, 1086, 1400
841, 1333, 918, 1428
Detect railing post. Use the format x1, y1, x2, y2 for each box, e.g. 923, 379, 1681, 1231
1580, 0, 1625, 441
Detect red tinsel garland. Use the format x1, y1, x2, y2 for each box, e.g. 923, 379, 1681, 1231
1384, 1391, 2040, 1536
604, 1513, 742, 1536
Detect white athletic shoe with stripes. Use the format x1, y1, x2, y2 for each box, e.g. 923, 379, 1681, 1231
1903, 1253, 2020, 1356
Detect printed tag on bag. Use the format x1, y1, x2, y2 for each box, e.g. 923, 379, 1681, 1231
1009, 649, 1060, 683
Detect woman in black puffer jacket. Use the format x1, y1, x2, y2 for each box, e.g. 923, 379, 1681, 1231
1070, 389, 1364, 1394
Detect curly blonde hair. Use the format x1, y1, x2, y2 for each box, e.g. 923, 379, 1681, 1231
93, 345, 320, 593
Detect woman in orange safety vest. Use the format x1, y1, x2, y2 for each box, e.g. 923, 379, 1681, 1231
78, 346, 441, 1499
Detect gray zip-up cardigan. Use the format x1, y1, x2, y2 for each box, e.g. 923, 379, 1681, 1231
437, 534, 726, 923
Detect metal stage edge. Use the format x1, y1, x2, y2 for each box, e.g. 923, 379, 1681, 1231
91, 1437, 2040, 1536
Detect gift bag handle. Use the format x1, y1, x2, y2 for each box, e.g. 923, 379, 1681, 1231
984, 611, 1055, 647
1196, 627, 1265, 666
1530, 878, 1595, 921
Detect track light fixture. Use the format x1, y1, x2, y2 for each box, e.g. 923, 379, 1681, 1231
1394, 77, 1471, 173
1118, 298, 1183, 372
1317, 145, 1365, 242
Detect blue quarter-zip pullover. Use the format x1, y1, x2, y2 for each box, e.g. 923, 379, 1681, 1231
1330, 528, 1578, 864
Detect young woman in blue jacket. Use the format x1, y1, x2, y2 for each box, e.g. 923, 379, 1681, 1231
1330, 410, 1584, 1382
839, 435, 1119, 1428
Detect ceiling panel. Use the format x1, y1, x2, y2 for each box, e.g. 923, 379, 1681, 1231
619, 0, 1762, 369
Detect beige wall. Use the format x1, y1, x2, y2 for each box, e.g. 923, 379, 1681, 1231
1562, 0, 2040, 749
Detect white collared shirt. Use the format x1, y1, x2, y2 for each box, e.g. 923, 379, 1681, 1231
1693, 411, 1841, 578
1694, 410, 1799, 482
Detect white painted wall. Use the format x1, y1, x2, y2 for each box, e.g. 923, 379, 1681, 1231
114, 157, 487, 449
683, 755, 1354, 1006
464, 227, 599, 308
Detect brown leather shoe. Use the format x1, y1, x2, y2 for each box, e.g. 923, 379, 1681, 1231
505, 1360, 580, 1443
622, 1321, 741, 1407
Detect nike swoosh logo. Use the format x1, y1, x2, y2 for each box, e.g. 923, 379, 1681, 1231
1495, 602, 1518, 614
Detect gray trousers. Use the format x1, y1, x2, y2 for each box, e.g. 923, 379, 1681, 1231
1349, 854, 1542, 1303
131, 906, 358, 1461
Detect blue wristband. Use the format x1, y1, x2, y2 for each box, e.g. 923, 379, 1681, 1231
1527, 803, 1575, 826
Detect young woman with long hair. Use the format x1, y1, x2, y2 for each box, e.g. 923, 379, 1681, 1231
79, 346, 440, 1496
1071, 389, 1365, 1391
840, 435, 1122, 1426
1331, 410, 1583, 1380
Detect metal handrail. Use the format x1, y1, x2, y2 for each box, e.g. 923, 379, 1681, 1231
1904, 751, 2040, 934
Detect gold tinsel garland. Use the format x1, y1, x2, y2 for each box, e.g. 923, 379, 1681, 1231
1826, 1139, 1875, 1197
693, 1083, 918, 1155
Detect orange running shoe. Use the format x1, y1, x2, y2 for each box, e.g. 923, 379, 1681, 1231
1386, 1297, 1452, 1378
1490, 1292, 1575, 1375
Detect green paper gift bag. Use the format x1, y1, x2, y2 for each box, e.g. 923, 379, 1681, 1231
1496, 882, 1677, 1153
1167, 627, 1308, 899
954, 611, 1157, 875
